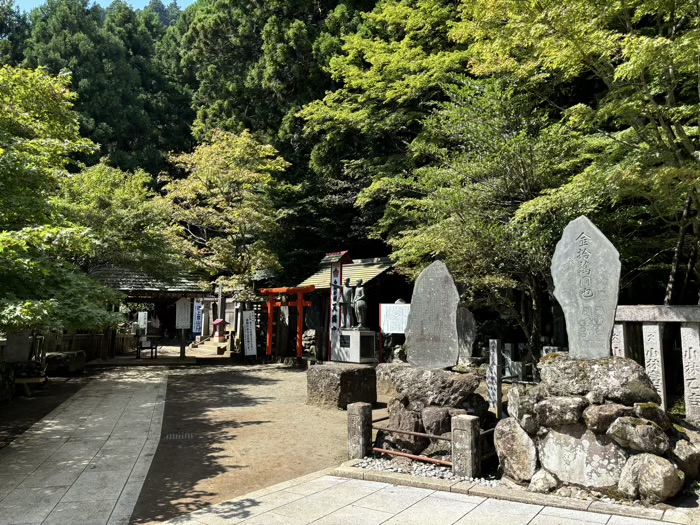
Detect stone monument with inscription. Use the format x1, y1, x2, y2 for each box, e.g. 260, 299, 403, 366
406, 261, 475, 369
551, 216, 621, 359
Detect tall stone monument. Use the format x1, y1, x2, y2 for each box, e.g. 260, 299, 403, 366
406, 261, 475, 368
551, 216, 621, 359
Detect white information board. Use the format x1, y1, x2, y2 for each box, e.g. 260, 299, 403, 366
242, 310, 257, 356
380, 303, 411, 334
175, 297, 191, 329
138, 311, 148, 331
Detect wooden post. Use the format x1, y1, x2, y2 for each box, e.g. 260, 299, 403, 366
180, 329, 186, 359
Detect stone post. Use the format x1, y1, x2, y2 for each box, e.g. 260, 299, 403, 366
347, 402, 372, 460
680, 323, 700, 423
642, 322, 666, 409
487, 339, 503, 418
452, 414, 480, 478
611, 323, 627, 357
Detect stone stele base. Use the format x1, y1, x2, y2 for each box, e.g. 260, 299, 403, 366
306, 364, 376, 410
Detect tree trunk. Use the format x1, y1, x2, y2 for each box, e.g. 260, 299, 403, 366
664, 195, 693, 305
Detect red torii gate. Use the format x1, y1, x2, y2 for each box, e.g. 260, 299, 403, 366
259, 285, 315, 358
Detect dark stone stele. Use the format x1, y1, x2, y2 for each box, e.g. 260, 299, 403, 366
406, 261, 469, 369
306, 364, 376, 410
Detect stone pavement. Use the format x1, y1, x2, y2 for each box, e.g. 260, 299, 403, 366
163, 473, 687, 525
0, 369, 166, 525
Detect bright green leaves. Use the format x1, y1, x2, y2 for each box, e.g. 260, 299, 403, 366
0, 65, 93, 230
161, 130, 289, 291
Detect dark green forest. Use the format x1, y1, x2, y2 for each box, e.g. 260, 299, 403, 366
2, 0, 700, 349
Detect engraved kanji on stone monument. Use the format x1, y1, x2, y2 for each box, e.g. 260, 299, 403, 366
551, 216, 621, 359
611, 323, 627, 357
642, 323, 666, 409
681, 323, 700, 423
406, 261, 472, 368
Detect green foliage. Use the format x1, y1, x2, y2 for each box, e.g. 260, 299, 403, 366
54, 162, 181, 277
161, 130, 289, 290
0, 65, 93, 230
456, 0, 700, 304
0, 66, 121, 332
184, 0, 371, 142
0, 0, 28, 65
299, 0, 469, 248
378, 79, 583, 340
23, 0, 191, 174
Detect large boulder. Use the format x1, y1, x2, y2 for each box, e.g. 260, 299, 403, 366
508, 384, 540, 434
534, 396, 587, 427
421, 406, 451, 436
538, 354, 660, 405
670, 438, 700, 481
633, 402, 671, 432
375, 363, 481, 407
538, 423, 628, 489
582, 403, 634, 433
607, 417, 670, 455
494, 417, 538, 483
618, 454, 684, 503
306, 364, 376, 409
375, 397, 429, 454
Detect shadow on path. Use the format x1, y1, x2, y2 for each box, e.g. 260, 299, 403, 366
0, 375, 91, 449
130, 366, 282, 524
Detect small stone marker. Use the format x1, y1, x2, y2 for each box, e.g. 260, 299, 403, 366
642, 323, 666, 409
680, 324, 700, 423
611, 323, 627, 357
406, 261, 471, 368
347, 402, 372, 460
487, 339, 503, 418
551, 216, 621, 359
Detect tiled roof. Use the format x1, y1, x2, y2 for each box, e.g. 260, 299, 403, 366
297, 258, 393, 290
90, 267, 206, 294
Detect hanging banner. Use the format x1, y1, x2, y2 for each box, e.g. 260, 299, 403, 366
138, 311, 148, 331
192, 299, 203, 335
242, 310, 257, 356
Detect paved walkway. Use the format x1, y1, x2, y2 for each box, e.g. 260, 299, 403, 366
163, 474, 683, 525
0, 369, 166, 525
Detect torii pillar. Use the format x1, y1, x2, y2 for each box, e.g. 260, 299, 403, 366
259, 286, 315, 358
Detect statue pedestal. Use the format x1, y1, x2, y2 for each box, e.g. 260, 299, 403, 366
332, 329, 376, 363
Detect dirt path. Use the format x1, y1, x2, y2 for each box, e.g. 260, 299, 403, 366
130, 364, 349, 524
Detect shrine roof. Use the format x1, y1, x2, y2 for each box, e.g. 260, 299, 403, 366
297, 257, 393, 290
90, 266, 207, 298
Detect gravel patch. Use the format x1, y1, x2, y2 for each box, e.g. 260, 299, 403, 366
357, 456, 499, 487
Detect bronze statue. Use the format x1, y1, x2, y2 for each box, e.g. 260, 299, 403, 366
352, 278, 367, 329
332, 277, 355, 328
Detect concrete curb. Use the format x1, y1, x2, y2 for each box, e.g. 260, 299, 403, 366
330, 462, 698, 524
